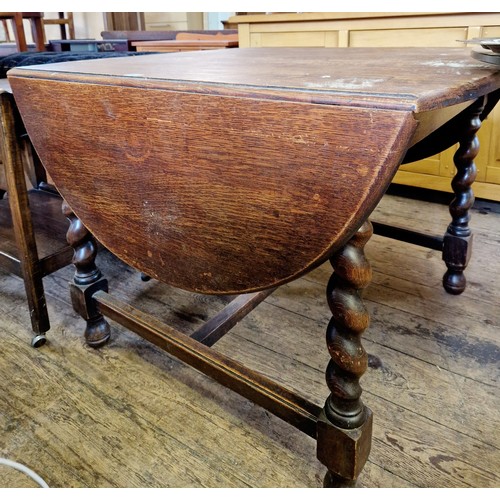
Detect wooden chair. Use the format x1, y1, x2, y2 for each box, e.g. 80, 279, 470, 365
0, 12, 45, 52
0, 82, 73, 347
0, 50, 158, 346
42, 12, 75, 41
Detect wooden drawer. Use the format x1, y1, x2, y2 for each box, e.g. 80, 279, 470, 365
145, 21, 188, 31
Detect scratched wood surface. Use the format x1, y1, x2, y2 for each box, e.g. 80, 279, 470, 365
9, 48, 500, 297
0, 193, 499, 488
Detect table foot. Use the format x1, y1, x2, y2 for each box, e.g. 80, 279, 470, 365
442, 232, 472, 295
324, 470, 357, 488
63, 200, 111, 347
317, 221, 373, 484
443, 97, 485, 295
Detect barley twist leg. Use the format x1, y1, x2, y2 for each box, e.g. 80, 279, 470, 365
443, 97, 485, 294
317, 220, 373, 487
63, 200, 111, 347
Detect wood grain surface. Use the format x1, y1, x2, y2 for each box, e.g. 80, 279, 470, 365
10, 70, 415, 293
10, 48, 500, 295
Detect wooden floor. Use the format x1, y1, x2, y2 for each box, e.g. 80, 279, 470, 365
0, 193, 499, 488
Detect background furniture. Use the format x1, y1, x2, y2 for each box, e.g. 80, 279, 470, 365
228, 12, 500, 201
0, 12, 45, 52
143, 12, 203, 32
0, 81, 72, 347
42, 12, 74, 40
49, 39, 128, 53
102, 29, 238, 51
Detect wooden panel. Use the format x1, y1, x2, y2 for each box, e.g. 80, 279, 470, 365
486, 166, 500, 184
145, 22, 188, 31
105, 12, 144, 31
392, 169, 500, 201
251, 20, 342, 33
400, 155, 441, 175
491, 103, 500, 165
143, 12, 203, 31
251, 31, 337, 47
237, 23, 250, 47
482, 25, 500, 37
349, 27, 468, 47
483, 97, 500, 184
144, 12, 188, 23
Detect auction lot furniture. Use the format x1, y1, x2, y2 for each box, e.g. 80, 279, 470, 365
0, 12, 45, 52
9, 47, 500, 486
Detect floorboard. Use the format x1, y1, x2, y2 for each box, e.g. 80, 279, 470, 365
0, 194, 499, 488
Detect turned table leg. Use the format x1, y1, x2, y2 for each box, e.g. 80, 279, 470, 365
62, 200, 111, 347
443, 97, 485, 295
317, 220, 373, 487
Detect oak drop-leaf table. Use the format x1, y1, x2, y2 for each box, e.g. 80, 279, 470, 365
8, 48, 500, 486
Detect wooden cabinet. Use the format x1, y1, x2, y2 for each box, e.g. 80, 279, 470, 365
143, 12, 203, 32
229, 12, 500, 201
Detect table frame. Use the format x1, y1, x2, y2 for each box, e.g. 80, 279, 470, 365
59, 94, 497, 486
8, 48, 500, 486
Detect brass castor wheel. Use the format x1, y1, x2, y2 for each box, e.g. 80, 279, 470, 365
31, 334, 47, 348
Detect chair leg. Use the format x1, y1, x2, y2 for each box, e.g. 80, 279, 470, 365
30, 17, 46, 51
0, 92, 49, 346
66, 13, 75, 40
10, 13, 28, 52
1, 20, 12, 42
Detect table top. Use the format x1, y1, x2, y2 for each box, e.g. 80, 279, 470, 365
8, 48, 500, 294
9, 47, 500, 112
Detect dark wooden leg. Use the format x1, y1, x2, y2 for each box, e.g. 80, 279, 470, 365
317, 220, 373, 487
1, 92, 48, 347
62, 200, 111, 347
443, 97, 485, 295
